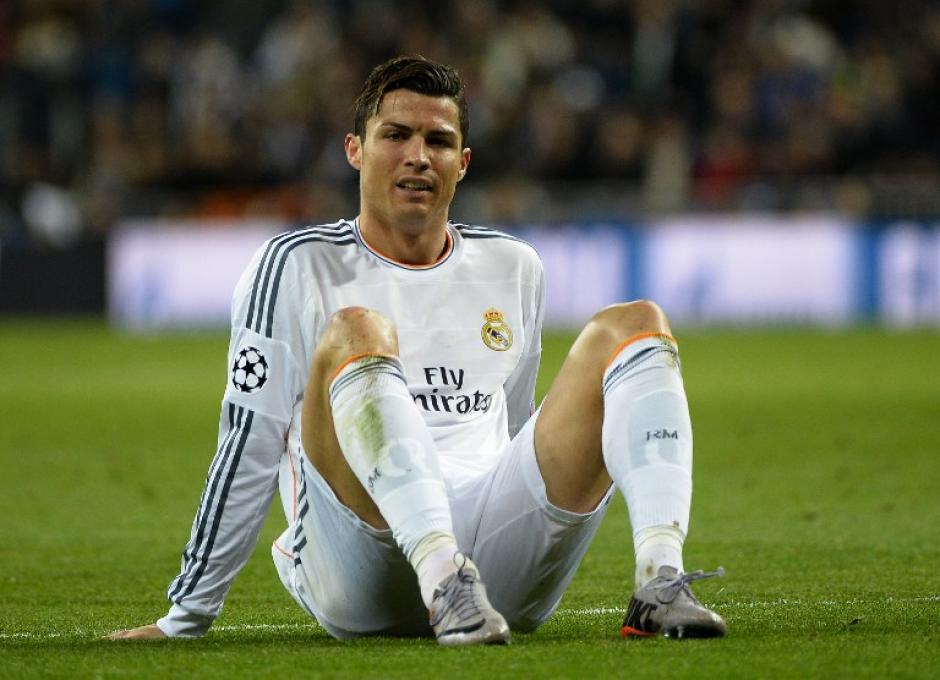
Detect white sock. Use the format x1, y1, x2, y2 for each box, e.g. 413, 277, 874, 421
600, 336, 692, 588
634, 525, 684, 587
329, 355, 459, 606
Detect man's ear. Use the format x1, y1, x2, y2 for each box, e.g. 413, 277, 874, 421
345, 133, 362, 171
457, 147, 471, 182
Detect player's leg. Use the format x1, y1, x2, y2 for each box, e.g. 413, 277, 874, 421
450, 410, 615, 632
301, 306, 509, 644
534, 300, 725, 638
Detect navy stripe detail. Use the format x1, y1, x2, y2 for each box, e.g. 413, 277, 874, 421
292, 462, 309, 566
454, 223, 526, 244
603, 345, 679, 396
170, 404, 242, 601
262, 234, 356, 336
177, 408, 255, 601
253, 226, 355, 333
460, 232, 517, 240
245, 222, 354, 332
329, 357, 406, 400
181, 403, 237, 566
245, 236, 283, 333
297, 500, 310, 522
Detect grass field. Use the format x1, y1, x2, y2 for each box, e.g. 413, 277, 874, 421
1, 319, 938, 678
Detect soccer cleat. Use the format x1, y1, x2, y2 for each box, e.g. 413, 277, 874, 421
428, 556, 511, 646
621, 566, 727, 639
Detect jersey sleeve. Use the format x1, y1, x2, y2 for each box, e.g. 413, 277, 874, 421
157, 239, 309, 638
503, 254, 545, 439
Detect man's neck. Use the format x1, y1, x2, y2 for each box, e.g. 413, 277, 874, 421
358, 214, 450, 266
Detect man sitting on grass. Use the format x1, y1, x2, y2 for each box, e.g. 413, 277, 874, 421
109, 55, 725, 645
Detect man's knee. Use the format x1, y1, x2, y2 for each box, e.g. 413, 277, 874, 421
316, 307, 399, 370
592, 300, 670, 336
578, 300, 672, 355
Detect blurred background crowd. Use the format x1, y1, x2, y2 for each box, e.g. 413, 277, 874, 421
2, 0, 940, 250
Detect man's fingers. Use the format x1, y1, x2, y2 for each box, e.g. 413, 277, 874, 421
105, 624, 167, 640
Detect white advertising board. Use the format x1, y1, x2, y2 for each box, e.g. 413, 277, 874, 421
644, 216, 856, 326
521, 225, 629, 327
878, 223, 940, 326
108, 217, 940, 330
108, 220, 281, 329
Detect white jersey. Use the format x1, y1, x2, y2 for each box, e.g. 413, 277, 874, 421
159, 219, 545, 635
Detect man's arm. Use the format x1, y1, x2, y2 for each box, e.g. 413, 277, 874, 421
503, 257, 545, 437
109, 239, 309, 640
107, 388, 291, 639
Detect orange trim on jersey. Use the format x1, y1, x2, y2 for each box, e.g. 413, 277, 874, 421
273, 541, 293, 559
620, 625, 656, 638
605, 332, 677, 369
330, 352, 399, 384
358, 222, 454, 269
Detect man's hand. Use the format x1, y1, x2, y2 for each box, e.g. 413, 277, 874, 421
106, 624, 167, 640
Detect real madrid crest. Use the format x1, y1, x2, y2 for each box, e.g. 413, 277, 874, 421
481, 308, 513, 351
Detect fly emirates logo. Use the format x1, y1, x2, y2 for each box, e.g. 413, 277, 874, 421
412, 366, 493, 415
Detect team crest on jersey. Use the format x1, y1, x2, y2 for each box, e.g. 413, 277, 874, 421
481, 308, 513, 351
232, 346, 269, 393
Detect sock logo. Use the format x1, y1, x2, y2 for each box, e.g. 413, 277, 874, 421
646, 429, 678, 441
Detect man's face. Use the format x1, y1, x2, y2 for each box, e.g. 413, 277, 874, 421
345, 89, 470, 232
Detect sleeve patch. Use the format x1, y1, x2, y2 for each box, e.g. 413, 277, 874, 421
231, 346, 269, 394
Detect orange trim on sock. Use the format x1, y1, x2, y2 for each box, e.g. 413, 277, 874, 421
620, 625, 656, 638
329, 352, 399, 384
273, 541, 293, 559
605, 332, 677, 369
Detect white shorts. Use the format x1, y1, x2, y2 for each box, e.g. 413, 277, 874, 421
271, 412, 614, 639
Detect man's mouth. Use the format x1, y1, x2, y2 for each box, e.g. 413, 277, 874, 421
397, 180, 433, 192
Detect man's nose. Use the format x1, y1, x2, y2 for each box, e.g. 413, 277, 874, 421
404, 138, 430, 169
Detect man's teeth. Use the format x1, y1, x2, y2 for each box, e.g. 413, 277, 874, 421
399, 182, 431, 190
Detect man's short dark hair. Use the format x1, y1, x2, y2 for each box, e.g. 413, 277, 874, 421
353, 56, 469, 145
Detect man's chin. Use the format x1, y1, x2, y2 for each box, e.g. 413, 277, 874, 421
394, 205, 443, 227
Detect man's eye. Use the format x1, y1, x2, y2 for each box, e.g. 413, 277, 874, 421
387, 131, 402, 140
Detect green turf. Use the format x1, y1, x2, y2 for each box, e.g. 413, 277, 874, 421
1, 320, 938, 678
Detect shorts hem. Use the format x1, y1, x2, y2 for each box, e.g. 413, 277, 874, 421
520, 408, 615, 527
304, 457, 394, 541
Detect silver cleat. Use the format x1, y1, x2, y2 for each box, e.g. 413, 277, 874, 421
429, 557, 511, 646
621, 565, 727, 639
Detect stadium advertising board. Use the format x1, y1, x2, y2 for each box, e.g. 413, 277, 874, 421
108, 220, 282, 330
108, 218, 940, 329
643, 216, 856, 326
877, 223, 940, 327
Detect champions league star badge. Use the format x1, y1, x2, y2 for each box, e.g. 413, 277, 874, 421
481, 308, 513, 351
232, 346, 269, 393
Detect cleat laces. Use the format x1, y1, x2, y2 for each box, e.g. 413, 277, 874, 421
429, 556, 483, 632
650, 567, 725, 604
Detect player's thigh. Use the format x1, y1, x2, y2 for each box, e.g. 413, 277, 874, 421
453, 413, 614, 632
534, 301, 671, 512
275, 454, 427, 639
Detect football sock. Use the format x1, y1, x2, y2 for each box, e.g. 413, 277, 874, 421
634, 525, 685, 587
600, 335, 692, 588
411, 531, 461, 606
329, 355, 459, 607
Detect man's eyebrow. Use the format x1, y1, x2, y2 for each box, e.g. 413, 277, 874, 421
378, 121, 458, 139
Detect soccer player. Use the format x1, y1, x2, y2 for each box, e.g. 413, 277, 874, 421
108, 56, 725, 645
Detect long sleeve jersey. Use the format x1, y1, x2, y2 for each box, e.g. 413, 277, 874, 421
157, 219, 545, 636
